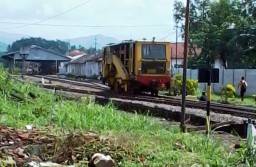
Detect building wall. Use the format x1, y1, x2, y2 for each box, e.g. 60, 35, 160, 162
13, 48, 69, 61
66, 64, 82, 75
58, 62, 67, 74
172, 68, 256, 96
85, 61, 101, 77
81, 64, 86, 76
214, 59, 222, 69
65, 61, 101, 77
171, 59, 183, 69
214, 58, 228, 69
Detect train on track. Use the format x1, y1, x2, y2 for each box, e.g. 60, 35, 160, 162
101, 39, 172, 96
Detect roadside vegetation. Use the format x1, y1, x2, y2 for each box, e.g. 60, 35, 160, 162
0, 67, 248, 166
173, 91, 256, 108
166, 74, 256, 108
197, 88, 256, 108
212, 93, 256, 107
174, 0, 256, 69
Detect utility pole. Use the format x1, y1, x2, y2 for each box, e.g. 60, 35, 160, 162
180, 0, 190, 133
206, 62, 212, 136
19, 46, 30, 79
202, 0, 212, 136
202, 0, 205, 19
94, 36, 97, 54
176, 24, 178, 69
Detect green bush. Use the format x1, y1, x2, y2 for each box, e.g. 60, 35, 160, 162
174, 74, 199, 95
221, 84, 236, 103
66, 73, 76, 78
252, 95, 256, 102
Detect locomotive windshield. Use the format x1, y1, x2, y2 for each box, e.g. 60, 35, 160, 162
141, 44, 166, 59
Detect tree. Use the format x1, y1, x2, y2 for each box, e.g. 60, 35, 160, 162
173, 0, 256, 69
78, 45, 86, 52
8, 37, 69, 55
70, 45, 77, 51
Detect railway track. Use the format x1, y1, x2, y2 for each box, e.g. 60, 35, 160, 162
30, 75, 109, 91
21, 75, 256, 119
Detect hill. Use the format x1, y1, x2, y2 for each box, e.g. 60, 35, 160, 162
0, 31, 120, 50
67, 34, 120, 49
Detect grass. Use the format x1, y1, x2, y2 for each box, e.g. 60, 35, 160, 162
194, 90, 256, 107
211, 93, 256, 107
0, 68, 248, 166
162, 89, 256, 108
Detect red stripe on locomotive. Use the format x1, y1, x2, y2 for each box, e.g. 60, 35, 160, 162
137, 75, 170, 88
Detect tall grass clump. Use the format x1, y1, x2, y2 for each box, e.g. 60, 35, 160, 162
0, 67, 168, 133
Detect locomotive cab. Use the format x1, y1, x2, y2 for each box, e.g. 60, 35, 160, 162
101, 40, 172, 96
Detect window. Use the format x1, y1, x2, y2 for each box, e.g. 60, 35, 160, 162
141, 44, 166, 59
141, 62, 165, 74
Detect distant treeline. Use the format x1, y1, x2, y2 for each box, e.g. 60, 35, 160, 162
6, 37, 101, 55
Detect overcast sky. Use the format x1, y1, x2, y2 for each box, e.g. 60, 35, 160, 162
0, 0, 186, 41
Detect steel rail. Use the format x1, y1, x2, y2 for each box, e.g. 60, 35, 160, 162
20, 75, 256, 119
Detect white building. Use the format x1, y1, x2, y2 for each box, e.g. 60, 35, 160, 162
213, 55, 228, 69
170, 42, 201, 69
59, 54, 85, 74
65, 54, 102, 78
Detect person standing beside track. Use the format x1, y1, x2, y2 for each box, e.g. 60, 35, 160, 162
238, 76, 248, 101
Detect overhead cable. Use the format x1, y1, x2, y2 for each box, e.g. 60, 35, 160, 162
1, 0, 94, 29
0, 21, 170, 28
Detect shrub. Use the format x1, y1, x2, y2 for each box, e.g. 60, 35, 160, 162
174, 74, 199, 95
221, 84, 236, 103
66, 73, 76, 78
252, 95, 256, 102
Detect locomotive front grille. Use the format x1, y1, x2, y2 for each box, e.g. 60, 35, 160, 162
141, 61, 166, 74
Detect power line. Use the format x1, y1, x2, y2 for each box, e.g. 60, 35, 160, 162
0, 21, 170, 28
2, 0, 94, 29
95, 36, 97, 52
160, 30, 176, 39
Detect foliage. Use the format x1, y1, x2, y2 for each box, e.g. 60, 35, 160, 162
0, 67, 247, 166
8, 37, 70, 54
8, 37, 102, 55
206, 92, 256, 108
66, 73, 76, 78
174, 74, 199, 95
173, 0, 256, 68
188, 54, 209, 69
253, 95, 256, 102
221, 84, 236, 103
70, 45, 101, 54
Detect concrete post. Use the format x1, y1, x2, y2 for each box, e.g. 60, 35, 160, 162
55, 60, 58, 74
232, 69, 235, 86
222, 67, 224, 85
22, 56, 26, 79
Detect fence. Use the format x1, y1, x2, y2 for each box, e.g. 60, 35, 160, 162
172, 68, 256, 96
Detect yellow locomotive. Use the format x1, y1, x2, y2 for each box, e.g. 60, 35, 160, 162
101, 40, 172, 96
